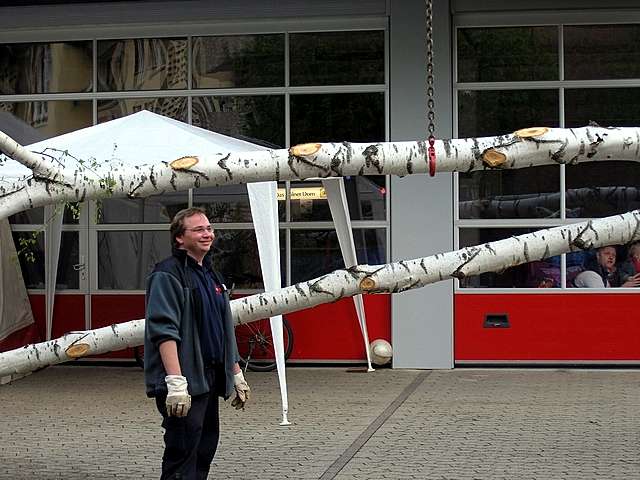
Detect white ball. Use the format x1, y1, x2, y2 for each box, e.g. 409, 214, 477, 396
369, 339, 393, 366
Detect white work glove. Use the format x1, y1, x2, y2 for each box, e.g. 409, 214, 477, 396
231, 371, 251, 410
165, 375, 191, 417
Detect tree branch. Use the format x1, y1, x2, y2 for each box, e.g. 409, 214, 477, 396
2, 209, 639, 379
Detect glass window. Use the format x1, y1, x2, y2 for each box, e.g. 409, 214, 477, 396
564, 25, 640, 80
291, 228, 386, 284
568, 244, 640, 288
97, 231, 171, 289
565, 88, 640, 128
1, 100, 93, 139
290, 31, 384, 86
458, 228, 561, 289
459, 167, 560, 219
97, 193, 188, 224
458, 89, 559, 138
62, 203, 81, 225
0, 41, 92, 94
565, 87, 640, 218
12, 231, 44, 289
193, 184, 285, 223
192, 95, 285, 148
97, 38, 188, 91
290, 176, 386, 222
97, 97, 188, 123
192, 34, 284, 88
458, 89, 560, 220
457, 27, 558, 83
9, 208, 44, 225
565, 161, 640, 218
290, 92, 385, 145
56, 231, 80, 290
211, 229, 285, 290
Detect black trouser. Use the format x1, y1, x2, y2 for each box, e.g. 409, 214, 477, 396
156, 366, 223, 480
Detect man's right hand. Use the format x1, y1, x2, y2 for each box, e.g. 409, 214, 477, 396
165, 375, 191, 417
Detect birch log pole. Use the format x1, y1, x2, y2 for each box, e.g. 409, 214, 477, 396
2, 209, 639, 379
1, 125, 640, 220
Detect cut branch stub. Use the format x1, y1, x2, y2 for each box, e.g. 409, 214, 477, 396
290, 143, 321, 157
360, 277, 376, 291
65, 343, 90, 358
481, 148, 507, 168
170, 156, 199, 170
514, 127, 550, 138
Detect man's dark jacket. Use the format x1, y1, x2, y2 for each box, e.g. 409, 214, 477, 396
144, 248, 239, 399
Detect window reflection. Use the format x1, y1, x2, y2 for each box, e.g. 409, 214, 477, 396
458, 228, 560, 288
194, 184, 285, 223
12, 231, 44, 289
192, 96, 284, 148
192, 35, 284, 89
458, 89, 558, 138
565, 162, 640, 218
9, 208, 44, 225
211, 230, 285, 290
98, 231, 171, 289
290, 31, 384, 86
459, 167, 560, 219
97, 194, 188, 224
57, 231, 80, 290
565, 88, 640, 128
291, 93, 384, 145
457, 27, 558, 83
291, 228, 386, 284
1, 101, 92, 139
290, 177, 386, 222
0, 41, 92, 94
458, 89, 560, 220
98, 97, 188, 123
97, 38, 187, 91
564, 25, 640, 80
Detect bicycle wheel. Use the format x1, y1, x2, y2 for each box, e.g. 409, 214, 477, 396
236, 318, 293, 372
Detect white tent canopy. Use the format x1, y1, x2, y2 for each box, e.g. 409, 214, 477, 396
0, 110, 372, 420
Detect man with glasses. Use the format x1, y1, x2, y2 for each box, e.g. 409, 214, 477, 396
144, 207, 251, 479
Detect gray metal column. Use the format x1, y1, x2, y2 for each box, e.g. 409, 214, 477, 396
389, 0, 454, 369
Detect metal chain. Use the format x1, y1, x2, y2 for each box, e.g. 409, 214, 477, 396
425, 0, 436, 176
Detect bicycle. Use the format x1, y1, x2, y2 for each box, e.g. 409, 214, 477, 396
134, 317, 293, 372
235, 317, 293, 372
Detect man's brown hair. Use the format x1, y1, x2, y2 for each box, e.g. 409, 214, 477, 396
170, 207, 209, 248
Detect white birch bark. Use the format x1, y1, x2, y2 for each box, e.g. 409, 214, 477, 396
2, 209, 639, 379
1, 125, 640, 220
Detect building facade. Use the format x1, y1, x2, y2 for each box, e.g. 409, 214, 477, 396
1, 0, 639, 367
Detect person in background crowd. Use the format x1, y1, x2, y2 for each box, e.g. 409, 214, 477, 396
144, 207, 251, 480
574, 245, 640, 288
618, 241, 640, 287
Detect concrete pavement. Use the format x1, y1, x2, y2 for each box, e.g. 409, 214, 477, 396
0, 365, 639, 479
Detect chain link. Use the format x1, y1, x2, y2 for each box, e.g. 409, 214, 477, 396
425, 0, 435, 137
425, 0, 436, 175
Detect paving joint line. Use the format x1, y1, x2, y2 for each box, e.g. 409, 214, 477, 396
318, 370, 431, 480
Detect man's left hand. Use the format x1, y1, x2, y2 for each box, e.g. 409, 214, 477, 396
231, 371, 251, 410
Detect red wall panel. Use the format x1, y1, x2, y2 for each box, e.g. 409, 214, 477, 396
90, 295, 145, 360
455, 293, 640, 361
285, 294, 391, 360
7, 293, 391, 361
0, 294, 85, 353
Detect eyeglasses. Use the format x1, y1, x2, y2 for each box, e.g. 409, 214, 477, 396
186, 226, 214, 234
